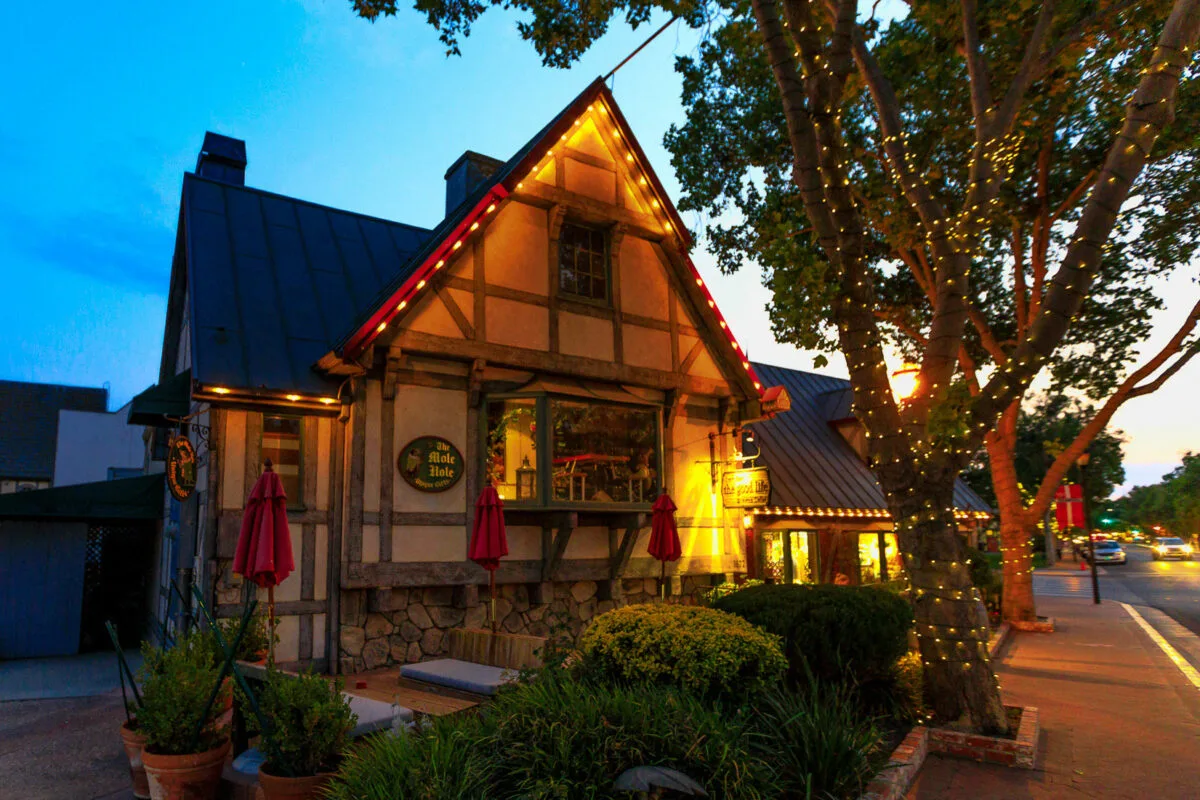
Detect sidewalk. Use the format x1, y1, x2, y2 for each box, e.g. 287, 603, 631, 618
907, 596, 1200, 799
0, 651, 142, 701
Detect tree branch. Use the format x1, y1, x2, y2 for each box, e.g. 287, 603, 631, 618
962, 0, 994, 125
968, 0, 1200, 453
1026, 296, 1200, 518
1013, 219, 1028, 342
990, 2, 1057, 135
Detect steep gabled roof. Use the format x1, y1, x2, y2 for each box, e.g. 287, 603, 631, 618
181, 175, 433, 395
0, 380, 108, 481
749, 362, 991, 514
327, 78, 765, 399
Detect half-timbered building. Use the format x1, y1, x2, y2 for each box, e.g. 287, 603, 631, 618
141, 80, 787, 672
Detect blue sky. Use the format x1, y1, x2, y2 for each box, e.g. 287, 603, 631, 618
1, 1, 1194, 493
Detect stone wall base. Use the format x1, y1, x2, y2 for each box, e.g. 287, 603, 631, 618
338, 576, 713, 673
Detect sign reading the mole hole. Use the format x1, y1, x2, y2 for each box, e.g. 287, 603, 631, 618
398, 436, 464, 493
167, 436, 198, 501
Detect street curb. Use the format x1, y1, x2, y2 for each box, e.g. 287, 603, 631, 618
860, 726, 929, 800
1121, 603, 1200, 690
988, 622, 1011, 657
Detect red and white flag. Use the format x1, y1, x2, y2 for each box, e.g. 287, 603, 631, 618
1055, 484, 1085, 531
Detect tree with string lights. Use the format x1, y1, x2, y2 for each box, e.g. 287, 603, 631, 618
350, 0, 1200, 734
665, 1, 1199, 629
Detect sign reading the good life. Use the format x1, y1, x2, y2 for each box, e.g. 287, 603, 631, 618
398, 436, 464, 493
167, 436, 198, 501
720, 467, 771, 508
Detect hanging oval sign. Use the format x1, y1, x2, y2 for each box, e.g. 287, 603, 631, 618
167, 436, 198, 501
398, 436, 464, 493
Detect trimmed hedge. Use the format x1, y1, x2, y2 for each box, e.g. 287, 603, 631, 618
712, 584, 912, 685
576, 604, 786, 700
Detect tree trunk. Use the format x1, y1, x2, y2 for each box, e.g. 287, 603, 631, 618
985, 414, 1037, 624
998, 514, 1036, 624
891, 487, 1009, 734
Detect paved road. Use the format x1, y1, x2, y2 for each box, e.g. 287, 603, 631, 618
1036, 543, 1200, 669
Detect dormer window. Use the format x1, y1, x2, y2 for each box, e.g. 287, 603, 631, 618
558, 222, 608, 302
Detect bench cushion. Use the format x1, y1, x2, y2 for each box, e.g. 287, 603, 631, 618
346, 693, 414, 736
399, 658, 518, 696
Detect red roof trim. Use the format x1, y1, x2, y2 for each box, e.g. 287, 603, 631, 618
342, 186, 509, 360
340, 80, 765, 397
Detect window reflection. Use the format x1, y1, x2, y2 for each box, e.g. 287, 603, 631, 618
486, 399, 539, 502
550, 400, 658, 503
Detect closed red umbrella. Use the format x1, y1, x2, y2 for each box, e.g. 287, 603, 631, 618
649, 493, 681, 598
469, 485, 509, 632
233, 461, 294, 662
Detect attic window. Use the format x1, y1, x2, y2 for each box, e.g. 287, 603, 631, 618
558, 222, 608, 302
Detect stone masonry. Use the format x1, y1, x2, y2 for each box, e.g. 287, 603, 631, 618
337, 576, 713, 673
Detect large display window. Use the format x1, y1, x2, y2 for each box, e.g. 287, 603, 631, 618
483, 394, 661, 507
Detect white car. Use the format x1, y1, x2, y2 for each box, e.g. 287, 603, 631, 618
1090, 540, 1127, 565
1152, 537, 1194, 561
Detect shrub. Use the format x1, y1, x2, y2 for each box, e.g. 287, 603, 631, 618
751, 682, 884, 798
324, 715, 493, 800
888, 652, 927, 723
217, 613, 275, 662
136, 632, 229, 755
259, 670, 357, 777
713, 584, 912, 686
484, 673, 775, 799
576, 604, 786, 700
700, 578, 764, 606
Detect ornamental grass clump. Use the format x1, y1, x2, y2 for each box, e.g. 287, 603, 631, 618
576, 604, 786, 701
750, 681, 884, 798
483, 672, 773, 799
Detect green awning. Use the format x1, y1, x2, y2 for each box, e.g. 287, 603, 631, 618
128, 369, 192, 426
0, 474, 164, 521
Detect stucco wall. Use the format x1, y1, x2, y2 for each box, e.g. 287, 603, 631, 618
53, 403, 145, 486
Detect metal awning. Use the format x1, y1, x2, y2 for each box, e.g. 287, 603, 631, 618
127, 370, 192, 427
0, 474, 164, 521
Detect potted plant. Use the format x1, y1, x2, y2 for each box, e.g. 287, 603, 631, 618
118, 715, 151, 800
257, 670, 357, 799
219, 613, 275, 664
136, 632, 232, 800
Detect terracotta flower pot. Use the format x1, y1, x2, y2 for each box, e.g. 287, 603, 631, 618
215, 677, 234, 734
142, 739, 230, 800
118, 719, 151, 800
257, 766, 335, 800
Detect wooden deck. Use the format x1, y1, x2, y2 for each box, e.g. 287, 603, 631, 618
342, 666, 484, 718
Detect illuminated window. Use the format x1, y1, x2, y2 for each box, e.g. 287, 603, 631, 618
486, 399, 539, 503
262, 415, 302, 507
857, 532, 903, 584
762, 531, 816, 584
558, 223, 608, 302
550, 400, 658, 504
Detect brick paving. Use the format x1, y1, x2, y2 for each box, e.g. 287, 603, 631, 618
907, 596, 1200, 799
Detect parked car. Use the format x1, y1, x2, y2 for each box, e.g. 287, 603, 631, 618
1152, 537, 1194, 561
1087, 540, 1127, 565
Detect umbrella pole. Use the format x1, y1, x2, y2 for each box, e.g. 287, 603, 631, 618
490, 571, 497, 634
267, 584, 276, 668
660, 561, 666, 601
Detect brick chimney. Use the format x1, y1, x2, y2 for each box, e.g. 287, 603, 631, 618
195, 132, 247, 185
444, 151, 504, 216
